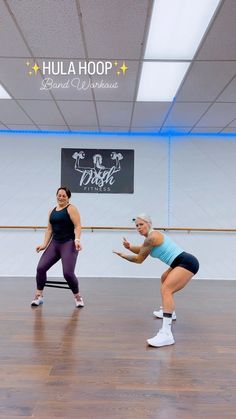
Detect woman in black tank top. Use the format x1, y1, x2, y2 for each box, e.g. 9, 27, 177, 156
31, 187, 84, 308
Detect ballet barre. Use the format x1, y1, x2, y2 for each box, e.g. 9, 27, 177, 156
1, 225, 236, 232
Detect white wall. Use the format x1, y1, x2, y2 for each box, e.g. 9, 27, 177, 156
0, 132, 236, 279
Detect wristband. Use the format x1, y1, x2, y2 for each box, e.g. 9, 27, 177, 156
74, 238, 80, 242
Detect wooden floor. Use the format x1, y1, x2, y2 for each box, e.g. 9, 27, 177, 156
0, 277, 236, 419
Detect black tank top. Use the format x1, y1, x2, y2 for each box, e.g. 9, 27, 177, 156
50, 205, 75, 243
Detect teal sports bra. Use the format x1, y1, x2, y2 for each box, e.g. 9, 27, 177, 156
150, 233, 183, 266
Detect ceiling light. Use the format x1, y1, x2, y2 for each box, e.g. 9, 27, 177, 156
137, 61, 190, 102
0, 84, 11, 99
145, 0, 222, 60
137, 0, 221, 102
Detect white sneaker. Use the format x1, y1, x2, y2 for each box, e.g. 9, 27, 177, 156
75, 296, 84, 308
31, 295, 43, 307
147, 330, 175, 347
153, 307, 177, 320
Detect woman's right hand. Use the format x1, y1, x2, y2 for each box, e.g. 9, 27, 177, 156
123, 237, 131, 249
36, 245, 46, 253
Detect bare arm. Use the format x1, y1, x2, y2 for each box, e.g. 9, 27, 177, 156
129, 245, 141, 254
68, 205, 82, 251
36, 211, 53, 252
122, 237, 141, 254
114, 237, 152, 264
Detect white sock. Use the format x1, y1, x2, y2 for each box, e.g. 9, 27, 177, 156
161, 314, 172, 334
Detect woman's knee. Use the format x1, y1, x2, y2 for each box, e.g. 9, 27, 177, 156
63, 269, 76, 281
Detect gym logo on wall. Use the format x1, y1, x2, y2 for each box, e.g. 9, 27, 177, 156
61, 148, 134, 194
25, 60, 128, 91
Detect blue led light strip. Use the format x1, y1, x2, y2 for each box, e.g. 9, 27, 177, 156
1, 129, 236, 137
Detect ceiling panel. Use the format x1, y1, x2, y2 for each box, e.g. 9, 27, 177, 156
132, 103, 170, 127
191, 127, 223, 133
165, 103, 211, 127
0, 1, 30, 57
99, 126, 130, 132
0, 100, 34, 125
0, 0, 235, 134
221, 127, 236, 133
7, 0, 85, 58
195, 103, 236, 127
130, 126, 161, 133
19, 100, 67, 125
92, 60, 139, 101
6, 124, 38, 131
79, 0, 149, 59
226, 118, 236, 128
176, 61, 236, 102
38, 125, 71, 131
216, 76, 236, 102
0, 123, 8, 129
96, 102, 133, 126
69, 126, 99, 132
0, 58, 52, 100
197, 0, 236, 60
57, 101, 98, 126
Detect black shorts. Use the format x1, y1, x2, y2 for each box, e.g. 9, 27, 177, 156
170, 252, 199, 275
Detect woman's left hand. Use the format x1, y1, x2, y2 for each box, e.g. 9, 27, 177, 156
113, 250, 123, 257
75, 241, 82, 251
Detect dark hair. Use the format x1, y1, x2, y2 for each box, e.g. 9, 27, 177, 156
56, 186, 71, 199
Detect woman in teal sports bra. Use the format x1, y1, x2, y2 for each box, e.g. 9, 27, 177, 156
113, 213, 199, 348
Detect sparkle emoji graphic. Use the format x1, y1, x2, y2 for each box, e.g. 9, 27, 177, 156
26, 61, 40, 76
114, 60, 128, 76
120, 61, 128, 75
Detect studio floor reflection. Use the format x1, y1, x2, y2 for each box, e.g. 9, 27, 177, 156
0, 277, 235, 418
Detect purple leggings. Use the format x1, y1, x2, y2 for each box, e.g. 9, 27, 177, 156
36, 239, 79, 294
